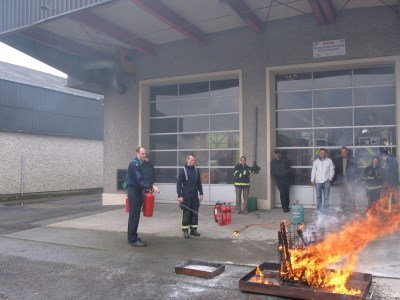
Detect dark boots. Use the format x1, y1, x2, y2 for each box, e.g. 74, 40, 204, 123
183, 229, 190, 239
183, 228, 200, 238
190, 228, 201, 237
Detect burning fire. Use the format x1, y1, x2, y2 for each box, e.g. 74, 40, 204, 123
250, 266, 279, 285
281, 193, 400, 295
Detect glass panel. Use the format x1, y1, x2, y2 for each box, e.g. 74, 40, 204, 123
313, 69, 352, 88
354, 148, 384, 169
211, 95, 239, 113
150, 85, 178, 101
313, 128, 353, 147
150, 118, 178, 134
210, 168, 234, 184
284, 149, 315, 167
275, 73, 312, 91
353, 66, 395, 86
150, 134, 177, 150
313, 89, 352, 108
179, 81, 209, 98
292, 168, 312, 185
354, 107, 396, 126
150, 101, 177, 117
210, 150, 239, 166
276, 129, 313, 147
179, 151, 209, 166
154, 168, 177, 183
210, 132, 240, 149
210, 114, 239, 131
354, 126, 396, 147
276, 110, 312, 128
354, 86, 395, 106
313, 108, 352, 127
179, 133, 209, 149
178, 98, 209, 115
116, 169, 127, 190
276, 91, 312, 110
210, 79, 239, 96
152, 151, 177, 166
199, 168, 209, 184
179, 115, 209, 132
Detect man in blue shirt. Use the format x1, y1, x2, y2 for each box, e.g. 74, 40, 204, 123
126, 146, 153, 247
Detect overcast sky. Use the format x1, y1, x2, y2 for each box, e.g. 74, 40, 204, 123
0, 42, 67, 78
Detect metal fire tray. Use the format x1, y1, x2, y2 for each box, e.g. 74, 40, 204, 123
239, 262, 372, 300
175, 259, 225, 279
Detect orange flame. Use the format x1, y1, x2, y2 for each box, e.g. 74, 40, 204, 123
286, 194, 400, 294
233, 230, 239, 236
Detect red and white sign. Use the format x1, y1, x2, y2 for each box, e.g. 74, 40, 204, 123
313, 39, 346, 58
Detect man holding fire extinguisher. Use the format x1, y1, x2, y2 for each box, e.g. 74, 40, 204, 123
125, 146, 154, 247
177, 154, 203, 239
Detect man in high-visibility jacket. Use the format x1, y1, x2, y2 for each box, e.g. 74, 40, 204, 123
233, 156, 252, 214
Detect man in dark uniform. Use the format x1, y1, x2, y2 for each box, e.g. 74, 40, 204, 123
381, 150, 399, 205
177, 154, 203, 239
126, 146, 153, 247
270, 149, 292, 212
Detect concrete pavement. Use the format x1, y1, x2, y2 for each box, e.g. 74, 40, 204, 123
1, 197, 400, 299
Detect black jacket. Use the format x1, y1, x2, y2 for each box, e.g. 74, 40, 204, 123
333, 156, 358, 183
384, 156, 399, 187
142, 161, 156, 185
270, 158, 291, 181
362, 165, 383, 190
233, 163, 252, 186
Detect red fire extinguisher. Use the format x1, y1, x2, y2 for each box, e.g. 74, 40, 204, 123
143, 193, 155, 217
225, 203, 232, 224
214, 202, 222, 223
125, 197, 129, 213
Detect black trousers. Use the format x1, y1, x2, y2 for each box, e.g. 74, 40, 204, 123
180, 191, 199, 230
127, 186, 144, 242
276, 179, 290, 210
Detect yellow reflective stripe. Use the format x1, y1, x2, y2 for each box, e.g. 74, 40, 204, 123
181, 208, 189, 229
366, 185, 382, 190
190, 225, 198, 229
234, 183, 250, 186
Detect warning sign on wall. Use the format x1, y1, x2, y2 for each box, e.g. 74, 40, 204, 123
313, 39, 346, 58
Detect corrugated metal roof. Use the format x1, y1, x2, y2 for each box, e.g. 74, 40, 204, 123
0, 61, 102, 100
0, 0, 114, 34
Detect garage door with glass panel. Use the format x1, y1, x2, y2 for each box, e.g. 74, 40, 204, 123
275, 65, 396, 207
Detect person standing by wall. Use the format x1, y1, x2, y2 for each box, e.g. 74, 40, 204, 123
311, 148, 335, 213
270, 149, 292, 213
125, 146, 153, 247
177, 154, 203, 239
333, 146, 358, 211
362, 156, 383, 208
380, 150, 399, 205
233, 156, 252, 214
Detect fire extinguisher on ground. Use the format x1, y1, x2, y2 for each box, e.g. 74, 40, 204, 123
214, 201, 222, 223
217, 203, 232, 226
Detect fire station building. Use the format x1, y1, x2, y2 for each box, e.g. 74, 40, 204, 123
1, 0, 400, 209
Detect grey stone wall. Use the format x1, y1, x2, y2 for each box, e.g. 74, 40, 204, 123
103, 6, 400, 200
0, 131, 103, 194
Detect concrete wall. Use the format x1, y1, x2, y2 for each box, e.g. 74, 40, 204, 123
103, 7, 400, 206
0, 131, 103, 194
